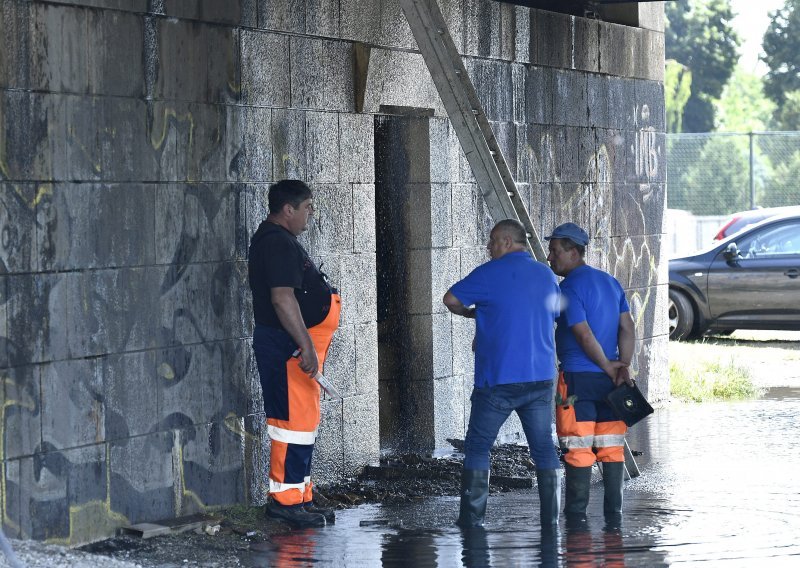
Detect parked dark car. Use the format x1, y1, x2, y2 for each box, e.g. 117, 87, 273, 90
712, 205, 800, 240
669, 213, 800, 340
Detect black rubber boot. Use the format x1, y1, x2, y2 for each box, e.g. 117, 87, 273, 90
265, 500, 326, 528
304, 502, 336, 524
456, 469, 490, 528
602, 461, 625, 518
564, 464, 592, 522
536, 468, 562, 529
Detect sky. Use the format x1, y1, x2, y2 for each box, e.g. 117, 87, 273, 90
730, 0, 785, 75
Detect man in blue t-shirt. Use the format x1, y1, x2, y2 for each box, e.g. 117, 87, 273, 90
444, 219, 561, 529
545, 222, 635, 526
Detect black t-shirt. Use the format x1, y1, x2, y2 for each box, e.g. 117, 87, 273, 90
248, 221, 333, 329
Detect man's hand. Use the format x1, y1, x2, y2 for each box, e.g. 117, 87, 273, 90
602, 359, 627, 381
614, 365, 635, 387
443, 291, 476, 318
299, 348, 319, 377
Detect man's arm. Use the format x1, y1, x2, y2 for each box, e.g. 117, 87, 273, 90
570, 321, 624, 380
614, 312, 636, 386
443, 290, 476, 318
271, 287, 318, 376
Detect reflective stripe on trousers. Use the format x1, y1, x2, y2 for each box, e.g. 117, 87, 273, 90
555, 370, 627, 468
268, 293, 341, 506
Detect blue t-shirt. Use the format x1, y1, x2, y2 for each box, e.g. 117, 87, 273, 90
555, 264, 630, 373
449, 251, 559, 387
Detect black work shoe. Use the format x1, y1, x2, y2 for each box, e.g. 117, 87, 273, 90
265, 500, 326, 528
304, 502, 336, 524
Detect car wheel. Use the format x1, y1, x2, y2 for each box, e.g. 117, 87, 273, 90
668, 289, 695, 341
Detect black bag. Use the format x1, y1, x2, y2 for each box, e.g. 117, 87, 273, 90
605, 383, 654, 427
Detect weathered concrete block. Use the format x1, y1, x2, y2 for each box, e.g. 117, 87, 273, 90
340, 113, 374, 183
404, 249, 432, 316
574, 17, 600, 73
627, 282, 668, 341
341, 0, 379, 43
642, 29, 665, 82
550, 182, 590, 234
431, 311, 452, 379
271, 108, 306, 180
324, 323, 356, 396
355, 321, 378, 392
467, 58, 513, 122
306, 112, 340, 183
342, 391, 379, 476
240, 183, 270, 251
174, 103, 231, 182
440, 0, 465, 53
100, 351, 158, 440
65, 95, 103, 180
512, 64, 526, 124
429, 118, 455, 183
3, 364, 41, 459
32, 3, 90, 93
459, 247, 487, 278
588, 182, 613, 240
526, 65, 554, 126
635, 79, 666, 132
531, 10, 570, 68
464, 0, 501, 58
627, 129, 665, 185
314, 397, 344, 483
353, 183, 377, 253
291, 36, 325, 109
157, 343, 218, 429
243, 413, 270, 503
554, 70, 588, 128
219, 339, 252, 419
155, 183, 237, 265
430, 182, 453, 249
0, 1, 28, 89
613, 183, 666, 239
300, 183, 354, 253
0, 91, 67, 181
24, 443, 109, 543
179, 421, 246, 511
499, 2, 515, 61
0, 183, 37, 274
609, 234, 661, 291
258, 0, 304, 33
109, 430, 175, 524
164, 0, 257, 27
635, 334, 668, 404
492, 121, 517, 176
206, 25, 240, 103
339, 253, 377, 325
41, 359, 103, 450
588, 73, 610, 129
235, 106, 272, 182
451, 183, 478, 247
0, 276, 6, 367
431, 248, 460, 312
241, 30, 290, 106
599, 21, 635, 79
306, 0, 339, 37
322, 40, 355, 112
596, 128, 628, 185
565, 126, 597, 184
101, 97, 156, 181
361, 49, 444, 116
608, 77, 636, 130
433, 375, 466, 450
451, 314, 475, 376
152, 18, 208, 102
40, 183, 155, 271
380, 0, 415, 50
145, 101, 181, 182
404, 183, 432, 250
66, 267, 158, 358
7, 273, 68, 365
87, 9, 143, 97
513, 5, 530, 63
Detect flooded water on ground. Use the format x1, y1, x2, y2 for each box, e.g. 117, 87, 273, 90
245, 389, 800, 567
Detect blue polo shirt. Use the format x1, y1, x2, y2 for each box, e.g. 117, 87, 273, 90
449, 251, 559, 387
555, 264, 630, 372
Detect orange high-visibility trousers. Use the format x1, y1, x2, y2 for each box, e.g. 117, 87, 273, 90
556, 371, 627, 468
267, 293, 341, 506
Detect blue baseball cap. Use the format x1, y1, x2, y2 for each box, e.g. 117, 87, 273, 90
544, 222, 589, 246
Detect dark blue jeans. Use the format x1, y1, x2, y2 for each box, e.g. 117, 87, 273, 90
464, 380, 559, 471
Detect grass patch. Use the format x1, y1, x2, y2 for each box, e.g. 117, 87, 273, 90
670, 358, 764, 402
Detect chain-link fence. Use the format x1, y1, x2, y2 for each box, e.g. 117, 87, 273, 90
667, 132, 800, 215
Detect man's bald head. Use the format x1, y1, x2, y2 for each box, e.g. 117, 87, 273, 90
488, 219, 529, 259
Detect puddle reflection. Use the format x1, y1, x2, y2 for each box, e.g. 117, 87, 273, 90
245, 394, 800, 567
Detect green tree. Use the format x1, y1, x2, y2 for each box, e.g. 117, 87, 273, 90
774, 90, 800, 130
666, 0, 741, 132
665, 60, 693, 133
714, 67, 776, 132
762, 0, 800, 111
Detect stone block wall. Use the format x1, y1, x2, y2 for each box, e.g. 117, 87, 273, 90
0, 0, 666, 544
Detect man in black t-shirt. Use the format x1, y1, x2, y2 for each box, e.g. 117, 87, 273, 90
248, 180, 341, 528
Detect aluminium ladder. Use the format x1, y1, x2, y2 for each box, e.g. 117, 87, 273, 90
398, 0, 641, 478
398, 0, 547, 262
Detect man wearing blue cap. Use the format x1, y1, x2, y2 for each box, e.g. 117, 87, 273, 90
545, 222, 635, 526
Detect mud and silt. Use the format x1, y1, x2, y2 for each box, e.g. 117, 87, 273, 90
79, 442, 540, 567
